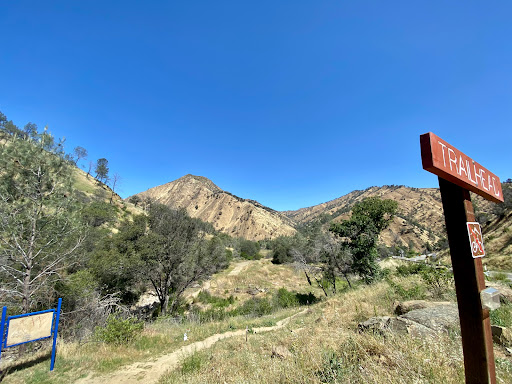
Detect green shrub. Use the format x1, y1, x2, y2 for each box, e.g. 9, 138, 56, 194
296, 292, 320, 305
420, 266, 453, 298
380, 267, 392, 278
231, 297, 273, 317
81, 201, 118, 227
386, 278, 426, 300
490, 303, 512, 328
316, 350, 346, 383
94, 314, 143, 345
239, 239, 261, 260
396, 263, 427, 277
240, 251, 262, 260
272, 288, 321, 310
491, 272, 509, 283
181, 352, 204, 374
197, 307, 228, 323
274, 288, 299, 308
196, 291, 235, 308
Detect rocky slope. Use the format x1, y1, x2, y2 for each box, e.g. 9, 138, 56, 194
132, 175, 296, 241
283, 185, 446, 251
132, 175, 510, 254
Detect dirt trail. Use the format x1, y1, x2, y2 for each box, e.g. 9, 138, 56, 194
227, 260, 251, 276
75, 309, 307, 384
188, 260, 249, 300
188, 280, 211, 299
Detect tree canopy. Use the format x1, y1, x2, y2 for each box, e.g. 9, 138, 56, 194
95, 158, 109, 183
329, 197, 398, 283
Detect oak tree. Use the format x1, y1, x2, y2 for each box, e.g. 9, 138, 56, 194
329, 197, 397, 283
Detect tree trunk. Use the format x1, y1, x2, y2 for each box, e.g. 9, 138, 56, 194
23, 265, 31, 313
343, 272, 352, 289
304, 271, 312, 286
314, 277, 328, 297
160, 294, 169, 316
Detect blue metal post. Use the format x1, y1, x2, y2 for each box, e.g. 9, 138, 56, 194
0, 306, 7, 362
49, 298, 62, 371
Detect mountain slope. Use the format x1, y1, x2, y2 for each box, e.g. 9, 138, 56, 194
132, 174, 296, 241
283, 185, 445, 251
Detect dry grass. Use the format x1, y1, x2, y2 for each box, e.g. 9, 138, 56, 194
0, 308, 298, 384
162, 281, 512, 384
159, 282, 464, 384
188, 258, 326, 304
3, 260, 512, 383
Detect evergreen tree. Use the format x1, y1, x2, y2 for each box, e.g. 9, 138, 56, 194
73, 146, 88, 165
95, 158, 109, 183
0, 132, 85, 312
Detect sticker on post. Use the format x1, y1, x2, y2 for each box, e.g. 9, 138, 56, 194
467, 222, 485, 258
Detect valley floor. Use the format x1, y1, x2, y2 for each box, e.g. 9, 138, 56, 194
2, 258, 512, 383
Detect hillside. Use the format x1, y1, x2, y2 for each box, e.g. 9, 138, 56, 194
283, 185, 445, 251
6, 257, 512, 383
131, 174, 296, 241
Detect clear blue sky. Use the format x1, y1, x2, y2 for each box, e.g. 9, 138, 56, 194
1, 1, 511, 211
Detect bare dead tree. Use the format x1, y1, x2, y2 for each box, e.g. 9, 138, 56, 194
291, 234, 330, 296
108, 172, 121, 204
86, 160, 94, 179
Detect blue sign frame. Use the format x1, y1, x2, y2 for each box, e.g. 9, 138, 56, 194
0, 298, 62, 371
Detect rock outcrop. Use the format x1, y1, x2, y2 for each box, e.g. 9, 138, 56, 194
359, 302, 459, 338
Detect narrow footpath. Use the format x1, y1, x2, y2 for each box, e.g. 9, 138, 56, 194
75, 309, 307, 384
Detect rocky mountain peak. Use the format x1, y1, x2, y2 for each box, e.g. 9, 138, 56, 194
178, 174, 222, 193
132, 175, 296, 241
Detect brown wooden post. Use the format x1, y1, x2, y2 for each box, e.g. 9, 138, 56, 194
439, 177, 496, 384
420, 132, 503, 383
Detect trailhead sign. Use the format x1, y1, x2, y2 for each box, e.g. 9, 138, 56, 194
421, 132, 503, 203
421, 132, 503, 384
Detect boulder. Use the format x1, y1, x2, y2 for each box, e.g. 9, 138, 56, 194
358, 316, 435, 338
394, 300, 452, 315
401, 304, 459, 333
271, 345, 292, 359
358, 316, 392, 334
491, 325, 512, 347
389, 317, 436, 338
246, 288, 260, 296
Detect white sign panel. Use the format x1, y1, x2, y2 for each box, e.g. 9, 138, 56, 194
6, 312, 54, 347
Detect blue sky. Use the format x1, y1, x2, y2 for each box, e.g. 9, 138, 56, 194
1, 1, 511, 211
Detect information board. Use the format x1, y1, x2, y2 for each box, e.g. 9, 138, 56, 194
5, 311, 54, 347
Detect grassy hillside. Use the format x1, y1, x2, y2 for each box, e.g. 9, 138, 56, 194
483, 210, 512, 271
3, 258, 512, 384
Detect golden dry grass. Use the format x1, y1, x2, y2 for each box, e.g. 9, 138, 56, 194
187, 258, 326, 304
159, 282, 463, 384
162, 280, 512, 384
3, 260, 512, 383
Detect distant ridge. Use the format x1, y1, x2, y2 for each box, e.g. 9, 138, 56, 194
131, 174, 296, 241
282, 185, 446, 250
132, 176, 510, 254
